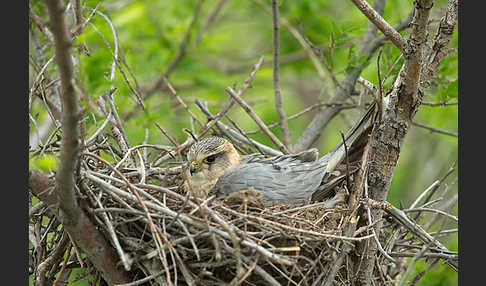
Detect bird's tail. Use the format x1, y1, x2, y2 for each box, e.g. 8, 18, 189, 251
319, 102, 376, 172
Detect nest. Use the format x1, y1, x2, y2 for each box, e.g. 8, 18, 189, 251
29, 124, 459, 286
64, 136, 383, 286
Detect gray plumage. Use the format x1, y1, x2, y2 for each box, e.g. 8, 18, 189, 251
211, 149, 325, 203
186, 103, 375, 205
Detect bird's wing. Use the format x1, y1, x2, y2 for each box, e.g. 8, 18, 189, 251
210, 151, 325, 204
319, 101, 376, 171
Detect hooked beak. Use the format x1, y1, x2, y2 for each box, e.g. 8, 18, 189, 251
189, 161, 200, 175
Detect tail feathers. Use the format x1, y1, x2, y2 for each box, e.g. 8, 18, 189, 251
320, 102, 376, 173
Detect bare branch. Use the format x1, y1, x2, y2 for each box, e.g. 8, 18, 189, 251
252, 0, 326, 79
145, 0, 204, 98
421, 0, 458, 89
71, 0, 82, 25
46, 0, 80, 222
294, 0, 391, 152
29, 170, 133, 284
349, 0, 408, 53
152, 56, 266, 166
45, 1, 133, 283
271, 0, 291, 151
194, 0, 228, 46
411, 120, 458, 137
226, 87, 290, 154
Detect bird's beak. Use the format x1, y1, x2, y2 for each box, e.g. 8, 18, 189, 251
189, 161, 200, 175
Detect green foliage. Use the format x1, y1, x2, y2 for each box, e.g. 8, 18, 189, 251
345, 43, 369, 74
30, 154, 58, 172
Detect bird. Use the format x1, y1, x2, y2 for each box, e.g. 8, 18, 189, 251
184, 103, 375, 205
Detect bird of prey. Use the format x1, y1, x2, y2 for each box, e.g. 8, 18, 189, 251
184, 103, 375, 205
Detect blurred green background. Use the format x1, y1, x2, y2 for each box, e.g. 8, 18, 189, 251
29, 0, 457, 284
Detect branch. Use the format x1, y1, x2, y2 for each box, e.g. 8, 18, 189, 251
145, 0, 204, 98
194, 0, 228, 46
401, 0, 434, 102
152, 56, 266, 166
226, 86, 289, 154
195, 100, 283, 156
349, 0, 408, 53
353, 0, 442, 285
348, 1, 459, 284
46, 0, 79, 219
271, 0, 291, 151
420, 0, 458, 89
29, 171, 133, 284
251, 0, 326, 79
45, 1, 132, 283
365, 198, 458, 271
294, 0, 391, 152
411, 120, 458, 137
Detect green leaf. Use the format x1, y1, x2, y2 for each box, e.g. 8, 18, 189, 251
31, 154, 58, 172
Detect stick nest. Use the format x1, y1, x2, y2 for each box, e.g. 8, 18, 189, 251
71, 138, 391, 286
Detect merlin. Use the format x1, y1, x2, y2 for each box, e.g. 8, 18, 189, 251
184, 104, 375, 205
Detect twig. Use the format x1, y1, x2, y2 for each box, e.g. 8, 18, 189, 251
94, 10, 145, 109
245, 102, 357, 135
397, 244, 430, 286
251, 0, 326, 79
420, 0, 458, 89
103, 89, 132, 156
114, 270, 165, 286
71, 0, 82, 25
349, 0, 408, 53
204, 206, 245, 286
237, 253, 260, 285
407, 258, 439, 286
303, 36, 340, 89
144, 0, 204, 99
152, 56, 266, 166
363, 170, 396, 263
195, 100, 283, 156
52, 240, 72, 286
162, 77, 204, 127
410, 162, 455, 220
339, 131, 351, 191
364, 198, 458, 271
381, 53, 403, 87
71, 2, 102, 37
357, 77, 379, 98
85, 108, 113, 146
194, 0, 228, 46
376, 49, 384, 120
224, 114, 267, 155
35, 232, 71, 285
271, 0, 291, 151
86, 185, 133, 271
226, 86, 289, 154
411, 121, 458, 137
323, 215, 359, 286
421, 101, 458, 106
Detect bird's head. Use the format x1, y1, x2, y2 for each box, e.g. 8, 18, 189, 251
186, 137, 241, 182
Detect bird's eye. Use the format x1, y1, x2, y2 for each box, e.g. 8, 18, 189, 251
203, 155, 217, 164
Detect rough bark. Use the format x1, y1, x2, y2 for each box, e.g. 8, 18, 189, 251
347, 1, 458, 285
45, 0, 133, 284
